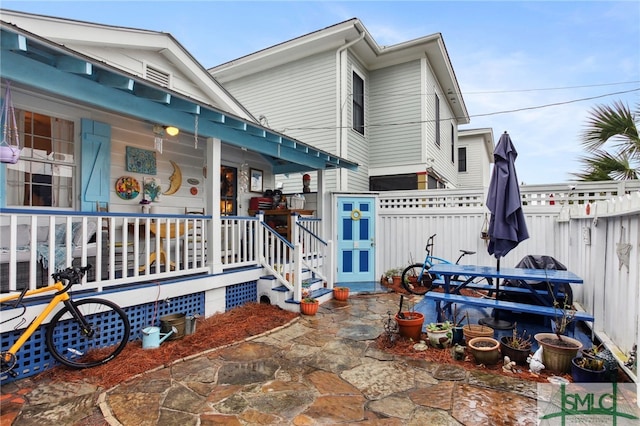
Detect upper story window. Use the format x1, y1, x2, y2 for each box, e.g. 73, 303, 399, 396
450, 124, 455, 163
458, 147, 467, 172
435, 94, 440, 147
5, 109, 75, 208
352, 71, 364, 135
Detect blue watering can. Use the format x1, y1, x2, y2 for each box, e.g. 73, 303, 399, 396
141, 326, 175, 349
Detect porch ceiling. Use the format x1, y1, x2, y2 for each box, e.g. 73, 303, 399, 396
0, 24, 358, 174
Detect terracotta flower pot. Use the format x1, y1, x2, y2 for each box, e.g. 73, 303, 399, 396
462, 324, 494, 341
534, 333, 582, 374
395, 312, 424, 341
300, 300, 319, 316
333, 287, 349, 301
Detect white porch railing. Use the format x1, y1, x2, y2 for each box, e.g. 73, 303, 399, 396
0, 209, 330, 304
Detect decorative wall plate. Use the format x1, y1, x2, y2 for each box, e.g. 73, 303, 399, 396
115, 176, 140, 200
187, 178, 200, 185
190, 187, 198, 195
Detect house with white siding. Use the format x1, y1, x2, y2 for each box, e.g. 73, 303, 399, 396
209, 18, 492, 193
0, 9, 356, 381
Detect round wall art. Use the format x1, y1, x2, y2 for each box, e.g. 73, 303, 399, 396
115, 176, 141, 200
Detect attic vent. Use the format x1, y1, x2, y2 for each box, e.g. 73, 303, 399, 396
145, 65, 171, 87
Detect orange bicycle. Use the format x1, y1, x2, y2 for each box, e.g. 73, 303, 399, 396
1, 265, 130, 376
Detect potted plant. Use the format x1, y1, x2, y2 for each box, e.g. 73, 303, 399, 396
534, 296, 582, 374
571, 344, 608, 382
300, 297, 319, 316
383, 267, 403, 287
426, 321, 453, 349
333, 286, 349, 301
394, 295, 425, 341
440, 304, 465, 345
468, 336, 501, 365
461, 312, 494, 341
500, 323, 532, 365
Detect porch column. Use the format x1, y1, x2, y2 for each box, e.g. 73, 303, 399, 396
208, 137, 223, 274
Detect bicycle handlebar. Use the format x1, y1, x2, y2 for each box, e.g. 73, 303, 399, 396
52, 265, 92, 293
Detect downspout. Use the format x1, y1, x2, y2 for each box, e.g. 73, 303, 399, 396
335, 30, 365, 191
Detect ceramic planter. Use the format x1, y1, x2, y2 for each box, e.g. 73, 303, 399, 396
451, 326, 464, 345
300, 300, 319, 316
395, 312, 424, 341
534, 333, 583, 374
468, 337, 501, 365
499, 336, 532, 365
426, 324, 453, 348
571, 357, 608, 383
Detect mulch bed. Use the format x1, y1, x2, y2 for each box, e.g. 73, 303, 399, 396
35, 303, 298, 390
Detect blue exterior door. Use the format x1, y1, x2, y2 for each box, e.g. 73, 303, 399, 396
337, 197, 375, 282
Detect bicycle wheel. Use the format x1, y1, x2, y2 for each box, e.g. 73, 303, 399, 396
45, 298, 130, 369
401, 263, 434, 295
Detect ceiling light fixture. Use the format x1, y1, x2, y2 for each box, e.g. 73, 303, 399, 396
165, 126, 179, 137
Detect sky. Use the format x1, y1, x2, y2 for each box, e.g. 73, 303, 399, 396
2, 1, 639, 185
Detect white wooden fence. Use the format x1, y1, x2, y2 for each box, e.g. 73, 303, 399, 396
377, 180, 640, 381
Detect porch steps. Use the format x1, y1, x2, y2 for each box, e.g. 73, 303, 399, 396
257, 270, 330, 313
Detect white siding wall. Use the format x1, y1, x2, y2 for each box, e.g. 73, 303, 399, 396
368, 60, 422, 172
9, 87, 258, 216
220, 51, 339, 194
60, 45, 216, 106
458, 134, 490, 189
424, 60, 458, 187
343, 56, 370, 192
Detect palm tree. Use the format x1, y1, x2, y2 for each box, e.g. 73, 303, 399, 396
572, 101, 639, 181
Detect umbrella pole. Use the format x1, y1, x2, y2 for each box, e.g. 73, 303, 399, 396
479, 258, 514, 330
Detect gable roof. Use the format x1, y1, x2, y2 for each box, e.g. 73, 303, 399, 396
210, 18, 469, 125
0, 9, 252, 119
0, 9, 358, 173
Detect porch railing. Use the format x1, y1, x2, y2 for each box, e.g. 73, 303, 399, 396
1, 209, 329, 303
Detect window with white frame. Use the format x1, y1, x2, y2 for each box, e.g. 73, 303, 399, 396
458, 147, 467, 172
5, 109, 75, 208
435, 94, 440, 146
352, 71, 365, 135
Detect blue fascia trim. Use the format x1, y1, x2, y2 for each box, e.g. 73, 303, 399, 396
0, 46, 358, 172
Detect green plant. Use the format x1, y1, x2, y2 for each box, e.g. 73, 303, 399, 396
502, 323, 532, 350
426, 321, 452, 332
302, 297, 317, 304
577, 344, 606, 371
384, 267, 402, 278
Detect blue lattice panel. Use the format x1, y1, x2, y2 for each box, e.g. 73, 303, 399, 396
226, 281, 257, 310
0, 326, 53, 382
1, 292, 205, 383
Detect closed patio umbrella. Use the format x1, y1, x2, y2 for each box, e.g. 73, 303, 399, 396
480, 131, 529, 329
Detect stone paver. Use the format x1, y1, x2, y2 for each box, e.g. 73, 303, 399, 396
3, 293, 561, 425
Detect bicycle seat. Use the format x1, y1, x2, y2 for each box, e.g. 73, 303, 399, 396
460, 250, 476, 255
